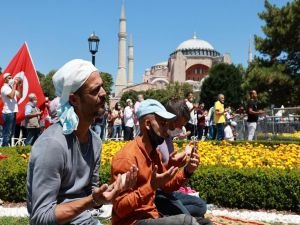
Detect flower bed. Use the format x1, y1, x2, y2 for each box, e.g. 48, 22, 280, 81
0, 141, 299, 211
100, 140, 300, 211
101, 140, 300, 169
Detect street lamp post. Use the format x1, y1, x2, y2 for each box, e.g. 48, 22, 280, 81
88, 32, 100, 66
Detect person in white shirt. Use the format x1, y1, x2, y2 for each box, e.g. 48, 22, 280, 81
1, 73, 23, 146
207, 106, 216, 140
123, 99, 134, 140
224, 121, 237, 141
184, 92, 197, 140
134, 94, 144, 137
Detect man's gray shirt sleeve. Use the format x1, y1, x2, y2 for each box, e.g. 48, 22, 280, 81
27, 124, 102, 225
27, 137, 65, 225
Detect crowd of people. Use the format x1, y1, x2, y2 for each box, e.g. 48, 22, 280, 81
92, 94, 144, 141
1, 59, 266, 225
0, 69, 263, 147
182, 91, 265, 142
101, 87, 267, 143
90, 90, 264, 144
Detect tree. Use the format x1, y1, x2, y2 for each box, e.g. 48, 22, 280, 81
200, 63, 244, 109
40, 70, 56, 99
120, 90, 139, 107
100, 72, 114, 103
165, 82, 193, 101
120, 89, 169, 107
243, 63, 295, 108
120, 82, 193, 107
36, 71, 45, 82
38, 70, 113, 103
255, 0, 300, 76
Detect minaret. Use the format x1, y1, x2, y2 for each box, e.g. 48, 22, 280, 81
248, 35, 253, 65
128, 33, 134, 86
115, 3, 127, 97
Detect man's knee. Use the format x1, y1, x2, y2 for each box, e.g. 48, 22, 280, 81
195, 200, 207, 215
175, 214, 199, 225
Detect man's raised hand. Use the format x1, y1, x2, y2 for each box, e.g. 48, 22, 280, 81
150, 165, 178, 190
168, 151, 187, 168
92, 165, 138, 204
185, 152, 200, 175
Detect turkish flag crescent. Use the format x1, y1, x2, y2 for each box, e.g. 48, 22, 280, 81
0, 42, 45, 124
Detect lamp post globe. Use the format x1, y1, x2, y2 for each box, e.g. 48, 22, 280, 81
88, 32, 100, 66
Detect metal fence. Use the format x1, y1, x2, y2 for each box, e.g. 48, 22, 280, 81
235, 107, 300, 141
1, 107, 299, 144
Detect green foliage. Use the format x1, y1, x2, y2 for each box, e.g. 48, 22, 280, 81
0, 147, 31, 202
40, 70, 56, 99
200, 63, 244, 109
142, 88, 172, 105
99, 162, 112, 185
290, 75, 300, 104
1, 144, 299, 211
36, 70, 45, 81
255, 0, 300, 76
38, 70, 114, 102
101, 72, 114, 103
0, 217, 29, 225
252, 0, 300, 107
165, 82, 194, 102
189, 166, 300, 211
243, 63, 295, 107
120, 90, 139, 107
120, 82, 193, 107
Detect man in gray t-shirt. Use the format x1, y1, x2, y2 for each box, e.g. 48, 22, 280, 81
26, 59, 138, 225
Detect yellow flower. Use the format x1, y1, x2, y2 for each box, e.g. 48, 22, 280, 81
100, 140, 300, 170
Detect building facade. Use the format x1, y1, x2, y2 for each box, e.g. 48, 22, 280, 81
141, 33, 231, 92
113, 5, 232, 99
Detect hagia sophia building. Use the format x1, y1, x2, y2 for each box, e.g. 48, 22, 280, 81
112, 4, 252, 102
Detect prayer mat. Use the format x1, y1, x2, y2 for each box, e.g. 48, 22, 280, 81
206, 214, 269, 225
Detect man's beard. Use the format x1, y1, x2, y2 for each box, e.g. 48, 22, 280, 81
91, 96, 106, 118
148, 125, 165, 150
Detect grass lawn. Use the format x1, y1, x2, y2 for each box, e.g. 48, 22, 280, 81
0, 217, 28, 225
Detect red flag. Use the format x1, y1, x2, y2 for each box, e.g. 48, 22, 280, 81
0, 43, 45, 124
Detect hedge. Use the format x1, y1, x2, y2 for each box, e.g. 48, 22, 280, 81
189, 166, 300, 211
0, 146, 30, 202
0, 145, 299, 211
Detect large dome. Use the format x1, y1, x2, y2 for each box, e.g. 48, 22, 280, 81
176, 34, 214, 51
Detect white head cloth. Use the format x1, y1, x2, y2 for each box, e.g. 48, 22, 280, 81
52, 59, 98, 134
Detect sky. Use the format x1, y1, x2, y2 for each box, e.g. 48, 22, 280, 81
0, 0, 290, 88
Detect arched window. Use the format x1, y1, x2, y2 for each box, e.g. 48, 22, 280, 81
185, 64, 209, 81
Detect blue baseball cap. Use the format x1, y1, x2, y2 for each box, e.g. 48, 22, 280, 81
136, 99, 176, 120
